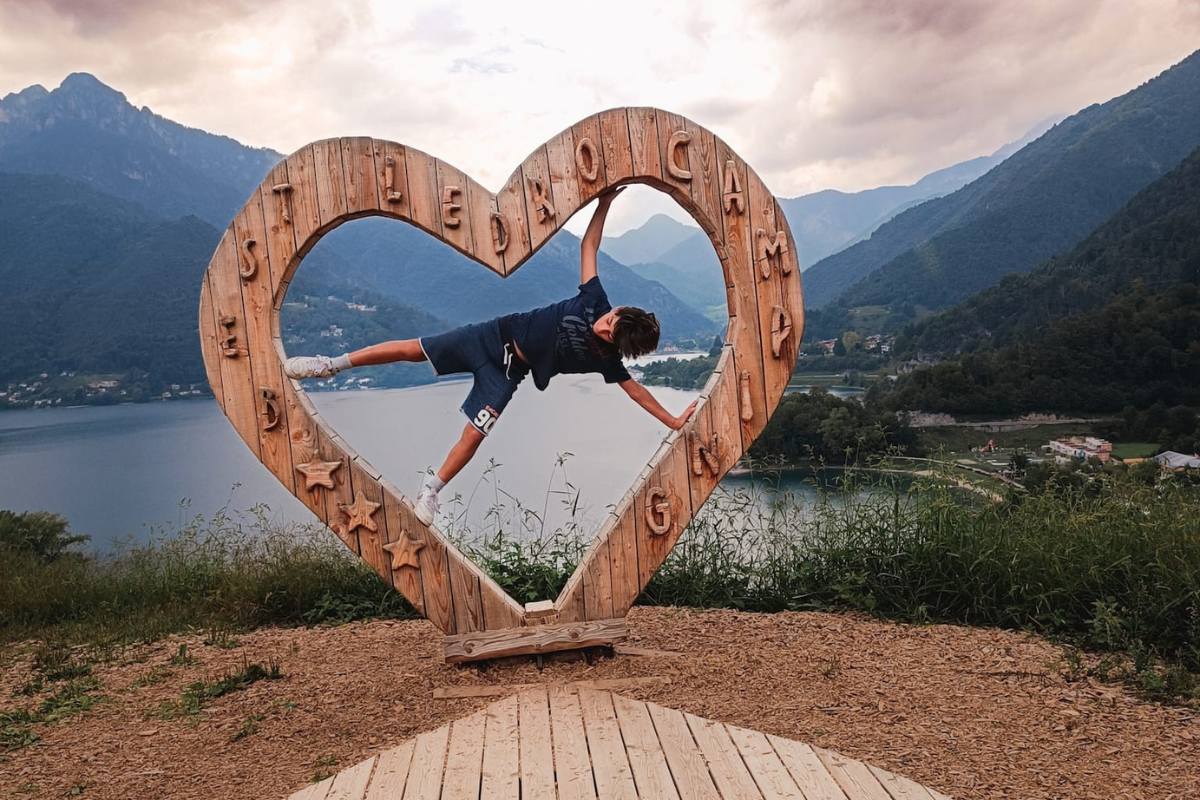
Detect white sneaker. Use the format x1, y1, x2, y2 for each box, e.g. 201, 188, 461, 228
414, 485, 440, 525
284, 355, 340, 379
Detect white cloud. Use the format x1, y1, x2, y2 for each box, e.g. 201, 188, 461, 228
1, 0, 1197, 234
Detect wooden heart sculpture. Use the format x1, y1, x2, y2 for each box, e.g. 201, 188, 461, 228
198, 108, 804, 662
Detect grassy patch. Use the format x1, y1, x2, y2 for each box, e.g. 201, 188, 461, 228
155, 658, 282, 720
1112, 441, 1160, 459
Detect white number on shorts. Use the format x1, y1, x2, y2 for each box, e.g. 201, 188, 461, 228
473, 407, 497, 434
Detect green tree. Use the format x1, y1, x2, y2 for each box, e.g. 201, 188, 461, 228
0, 510, 88, 562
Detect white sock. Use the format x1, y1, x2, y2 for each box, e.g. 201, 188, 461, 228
423, 473, 446, 492
332, 353, 353, 371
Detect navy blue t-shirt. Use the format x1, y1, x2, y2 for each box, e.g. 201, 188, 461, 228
499, 276, 632, 391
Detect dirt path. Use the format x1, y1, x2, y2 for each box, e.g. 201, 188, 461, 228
2, 608, 1197, 799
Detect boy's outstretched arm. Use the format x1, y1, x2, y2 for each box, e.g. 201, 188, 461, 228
619, 378, 698, 430
580, 187, 624, 284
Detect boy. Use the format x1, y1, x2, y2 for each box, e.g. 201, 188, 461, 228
284, 187, 697, 524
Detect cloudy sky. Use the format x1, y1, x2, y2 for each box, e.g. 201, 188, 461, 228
2, 0, 1198, 233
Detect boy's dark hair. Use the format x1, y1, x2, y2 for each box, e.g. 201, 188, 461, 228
612, 307, 660, 358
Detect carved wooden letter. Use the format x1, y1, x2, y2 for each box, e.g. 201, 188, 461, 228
384, 156, 403, 203
239, 238, 260, 281
770, 305, 793, 358
527, 176, 555, 222
272, 183, 294, 224
645, 487, 672, 535
219, 315, 240, 358
739, 370, 753, 422
490, 212, 509, 255
756, 228, 790, 279
722, 160, 745, 215
441, 186, 462, 228
689, 433, 722, 477
666, 130, 692, 181
574, 136, 600, 182
260, 387, 281, 431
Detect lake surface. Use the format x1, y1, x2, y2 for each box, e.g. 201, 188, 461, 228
0, 368, 878, 552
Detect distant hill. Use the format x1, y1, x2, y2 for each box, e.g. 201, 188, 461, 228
0, 73, 280, 227
628, 233, 727, 322
805, 49, 1200, 323
876, 146, 1200, 416
0, 173, 447, 403
600, 213, 698, 265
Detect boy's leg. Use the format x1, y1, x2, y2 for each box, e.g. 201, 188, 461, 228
435, 423, 486, 484
347, 339, 426, 366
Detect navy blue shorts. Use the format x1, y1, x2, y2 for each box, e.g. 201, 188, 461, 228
419, 320, 528, 436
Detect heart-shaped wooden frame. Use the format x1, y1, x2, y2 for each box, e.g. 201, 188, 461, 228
198, 107, 804, 661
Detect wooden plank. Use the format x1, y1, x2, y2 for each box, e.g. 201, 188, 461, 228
434, 158, 474, 256
684, 116, 723, 239
481, 695, 520, 798
258, 160, 297, 303
767, 736, 848, 800
644, 703, 721, 800
363, 739, 416, 800
325, 755, 376, 800
279, 384, 333, 523
746, 168, 794, 410
465, 177, 505, 275
403, 147, 442, 236
520, 145, 556, 250
598, 108, 634, 185
774, 196, 806, 357
545, 125, 583, 225
444, 618, 627, 663
815, 747, 895, 800
340, 136, 380, 217
288, 775, 334, 800
317, 426, 357, 552
626, 107, 662, 181
197, 278, 224, 405
867, 765, 938, 800
655, 109, 693, 204
607, 499, 641, 617
373, 139, 412, 221
549, 687, 598, 800
726, 725, 806, 799
578, 688, 637, 800
496, 167, 532, 274
440, 712, 486, 800
232, 194, 294, 489
611, 694, 681, 800
715, 138, 768, 448
312, 139, 349, 228
447, 556, 484, 634
582, 533, 615, 621
286, 145, 324, 258
206, 230, 261, 457
685, 712, 764, 800
401, 724, 450, 800
635, 435, 694, 589
380, 485, 426, 614
518, 689, 556, 800
572, 113, 608, 204
480, 574, 524, 630
686, 352, 742, 514
416, 532, 457, 635
346, 458, 393, 585
433, 676, 669, 700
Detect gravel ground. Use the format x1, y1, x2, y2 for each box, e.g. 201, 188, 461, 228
1, 607, 1197, 799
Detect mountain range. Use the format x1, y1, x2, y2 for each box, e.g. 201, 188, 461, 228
804, 49, 1200, 336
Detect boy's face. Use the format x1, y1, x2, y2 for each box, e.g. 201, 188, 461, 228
594, 307, 622, 343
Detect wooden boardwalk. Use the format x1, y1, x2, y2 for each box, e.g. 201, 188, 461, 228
285, 688, 951, 800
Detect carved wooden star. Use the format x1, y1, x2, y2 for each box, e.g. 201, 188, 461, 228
294, 458, 342, 491
339, 490, 380, 534
382, 531, 425, 572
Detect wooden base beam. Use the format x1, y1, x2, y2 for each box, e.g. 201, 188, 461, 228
443, 618, 628, 663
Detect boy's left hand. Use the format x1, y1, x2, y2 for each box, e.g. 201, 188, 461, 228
670, 400, 698, 430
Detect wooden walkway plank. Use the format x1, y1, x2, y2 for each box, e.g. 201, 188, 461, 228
440, 711, 486, 800
815, 748, 895, 800
518, 688, 556, 800
867, 765, 939, 800
401, 724, 450, 800
578, 688, 638, 799
550, 687, 599, 800
726, 725, 806, 800
325, 755, 376, 800
684, 712, 765, 800
644, 703, 720, 800
767, 736, 850, 800
611, 694, 680, 800
363, 740, 416, 800
481, 694, 521, 799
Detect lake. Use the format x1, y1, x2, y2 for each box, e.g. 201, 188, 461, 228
0, 368, 877, 552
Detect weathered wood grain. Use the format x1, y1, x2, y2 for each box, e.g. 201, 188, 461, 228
443, 618, 628, 663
